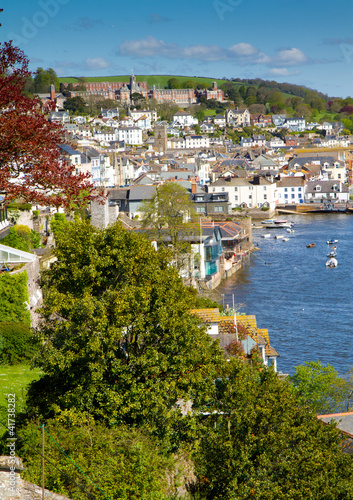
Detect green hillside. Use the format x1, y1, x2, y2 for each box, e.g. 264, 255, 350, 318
59, 75, 230, 87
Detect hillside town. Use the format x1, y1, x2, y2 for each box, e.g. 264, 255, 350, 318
2, 57, 353, 499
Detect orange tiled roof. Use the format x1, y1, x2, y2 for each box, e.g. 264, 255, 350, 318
190, 308, 221, 322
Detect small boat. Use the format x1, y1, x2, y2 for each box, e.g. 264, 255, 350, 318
274, 235, 284, 239
282, 238, 289, 242
327, 239, 338, 245
326, 258, 338, 268
327, 251, 337, 258
286, 228, 295, 233
262, 233, 271, 238
307, 243, 315, 248
262, 218, 294, 228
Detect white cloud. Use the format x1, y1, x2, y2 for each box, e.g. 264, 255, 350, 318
84, 58, 110, 70
228, 43, 258, 57
275, 48, 308, 66
119, 36, 224, 60
117, 37, 314, 69
268, 68, 301, 76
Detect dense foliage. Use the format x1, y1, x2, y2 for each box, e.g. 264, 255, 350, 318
0, 322, 39, 365
1, 225, 41, 252
290, 361, 353, 414
194, 361, 353, 499
18, 421, 177, 500
27, 220, 223, 443
0, 270, 30, 325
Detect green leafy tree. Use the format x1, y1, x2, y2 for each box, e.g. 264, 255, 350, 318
194, 361, 353, 499
194, 109, 205, 122
139, 182, 196, 260
26, 221, 223, 442
17, 421, 177, 500
2, 225, 41, 251
0, 322, 39, 365
63, 96, 86, 114
290, 361, 353, 414
167, 78, 182, 89
0, 271, 30, 325
33, 67, 59, 93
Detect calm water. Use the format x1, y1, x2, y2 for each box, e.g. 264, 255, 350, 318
214, 214, 353, 375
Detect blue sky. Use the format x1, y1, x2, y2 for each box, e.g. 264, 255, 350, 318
2, 0, 353, 97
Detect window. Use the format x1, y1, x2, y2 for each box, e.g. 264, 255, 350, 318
214, 206, 224, 212
264, 195, 267, 200
291, 188, 295, 192
298, 187, 302, 192
291, 194, 295, 199
263, 186, 266, 191
222, 187, 225, 192
234, 187, 238, 191
196, 207, 205, 213
234, 195, 238, 201
249, 195, 252, 199
284, 194, 288, 199
284, 188, 288, 192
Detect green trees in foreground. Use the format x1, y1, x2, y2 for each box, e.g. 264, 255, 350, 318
194, 361, 353, 499
12, 219, 353, 499
26, 220, 223, 438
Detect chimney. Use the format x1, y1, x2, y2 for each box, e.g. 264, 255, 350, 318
191, 180, 197, 193
50, 84, 55, 101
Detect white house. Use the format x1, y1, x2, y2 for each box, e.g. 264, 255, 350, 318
172, 110, 198, 128
200, 123, 215, 134
208, 176, 276, 210
267, 137, 285, 149
93, 130, 117, 142
134, 115, 152, 130
117, 127, 143, 145
130, 109, 157, 122
275, 177, 305, 204
185, 135, 210, 149
252, 135, 266, 148
304, 180, 349, 203
240, 137, 253, 148
283, 117, 306, 132
213, 114, 226, 128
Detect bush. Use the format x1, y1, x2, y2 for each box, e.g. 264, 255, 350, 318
32, 210, 40, 219
6, 202, 32, 211
1, 226, 41, 251
261, 206, 270, 211
0, 271, 30, 325
0, 322, 39, 365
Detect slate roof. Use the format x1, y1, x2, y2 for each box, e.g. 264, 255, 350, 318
306, 180, 349, 194
276, 177, 305, 188
58, 144, 80, 156
128, 185, 156, 200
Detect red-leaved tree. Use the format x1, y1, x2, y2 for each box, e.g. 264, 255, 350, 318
0, 42, 97, 209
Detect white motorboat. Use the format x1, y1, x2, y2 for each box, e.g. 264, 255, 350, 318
326, 258, 338, 268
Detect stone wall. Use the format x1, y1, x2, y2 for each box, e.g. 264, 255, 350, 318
0, 456, 72, 500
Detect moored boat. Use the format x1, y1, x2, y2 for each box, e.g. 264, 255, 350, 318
306, 243, 315, 248
326, 258, 338, 268
327, 239, 338, 245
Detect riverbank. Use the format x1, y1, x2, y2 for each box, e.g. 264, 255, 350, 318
212, 213, 353, 375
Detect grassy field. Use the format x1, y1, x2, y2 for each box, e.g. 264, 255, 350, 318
0, 364, 42, 437
59, 74, 230, 87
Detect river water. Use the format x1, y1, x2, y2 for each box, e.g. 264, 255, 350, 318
214, 214, 353, 375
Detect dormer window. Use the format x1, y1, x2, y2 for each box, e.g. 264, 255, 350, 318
315, 185, 321, 192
